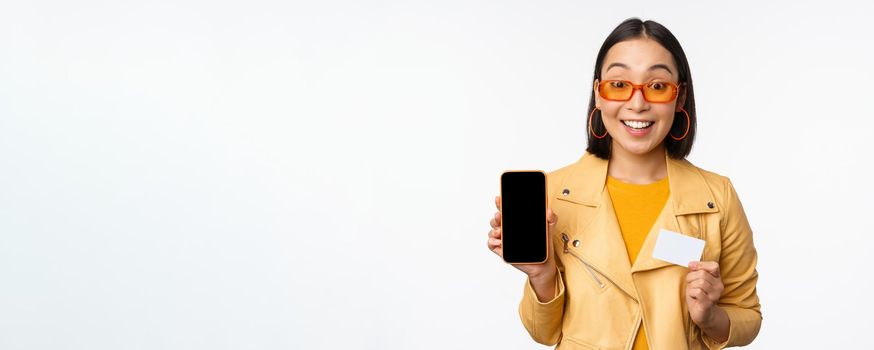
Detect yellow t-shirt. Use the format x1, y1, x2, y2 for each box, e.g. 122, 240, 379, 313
606, 175, 670, 350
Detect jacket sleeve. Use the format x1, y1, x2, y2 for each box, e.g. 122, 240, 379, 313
518, 254, 566, 345
701, 178, 763, 349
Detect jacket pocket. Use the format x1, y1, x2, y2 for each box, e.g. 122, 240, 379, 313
559, 336, 600, 350
555, 194, 595, 207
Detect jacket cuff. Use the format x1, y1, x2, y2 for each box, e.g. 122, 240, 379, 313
524, 266, 565, 305
519, 266, 566, 345
699, 306, 732, 350
701, 306, 760, 349
701, 328, 730, 350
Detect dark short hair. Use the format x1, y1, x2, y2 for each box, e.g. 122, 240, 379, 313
586, 18, 696, 160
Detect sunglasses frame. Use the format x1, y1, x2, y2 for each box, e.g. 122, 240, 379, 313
597, 79, 683, 103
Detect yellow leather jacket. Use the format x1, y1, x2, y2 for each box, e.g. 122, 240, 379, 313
519, 150, 762, 350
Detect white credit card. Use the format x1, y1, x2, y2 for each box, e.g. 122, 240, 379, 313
652, 228, 705, 267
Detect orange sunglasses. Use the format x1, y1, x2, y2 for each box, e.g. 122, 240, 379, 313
598, 80, 682, 103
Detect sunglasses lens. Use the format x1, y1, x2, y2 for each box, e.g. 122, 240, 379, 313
600, 81, 633, 100
643, 82, 676, 102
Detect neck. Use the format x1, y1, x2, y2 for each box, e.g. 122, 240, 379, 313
607, 143, 668, 185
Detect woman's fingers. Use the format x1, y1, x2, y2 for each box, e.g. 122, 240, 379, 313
689, 260, 721, 278
488, 237, 503, 257
687, 273, 717, 294
689, 278, 712, 290
688, 285, 720, 305
490, 212, 502, 229
488, 196, 503, 258
686, 270, 712, 283
686, 269, 720, 286
493, 246, 503, 257
686, 266, 723, 304
687, 286, 709, 301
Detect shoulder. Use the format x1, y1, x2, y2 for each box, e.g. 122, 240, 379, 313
545, 161, 576, 198
546, 160, 579, 183
544, 153, 594, 197
693, 162, 732, 191
682, 159, 743, 213
545, 152, 603, 179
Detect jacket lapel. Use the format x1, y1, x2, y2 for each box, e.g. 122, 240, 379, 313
631, 150, 720, 274
558, 153, 637, 298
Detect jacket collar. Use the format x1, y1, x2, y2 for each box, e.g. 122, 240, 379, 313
561, 148, 718, 216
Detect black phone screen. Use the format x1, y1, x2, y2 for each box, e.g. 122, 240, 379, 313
500, 171, 547, 264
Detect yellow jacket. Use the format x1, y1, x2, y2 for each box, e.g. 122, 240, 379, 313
519, 150, 762, 350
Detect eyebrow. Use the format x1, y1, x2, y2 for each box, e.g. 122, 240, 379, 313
605, 62, 673, 76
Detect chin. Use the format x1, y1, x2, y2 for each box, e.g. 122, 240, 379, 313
615, 140, 662, 156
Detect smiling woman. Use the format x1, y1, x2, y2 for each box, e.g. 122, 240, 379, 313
588, 19, 696, 162
487, 17, 762, 350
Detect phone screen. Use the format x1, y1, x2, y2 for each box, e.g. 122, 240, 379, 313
500, 171, 547, 264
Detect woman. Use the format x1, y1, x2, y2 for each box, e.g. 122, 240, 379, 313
486, 18, 761, 349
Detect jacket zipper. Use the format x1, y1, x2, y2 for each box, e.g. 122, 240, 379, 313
561, 233, 605, 288
561, 232, 648, 349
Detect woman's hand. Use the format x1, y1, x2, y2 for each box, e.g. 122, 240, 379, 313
487, 196, 557, 282
686, 261, 730, 342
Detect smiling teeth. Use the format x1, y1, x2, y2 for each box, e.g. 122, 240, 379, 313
623, 120, 653, 129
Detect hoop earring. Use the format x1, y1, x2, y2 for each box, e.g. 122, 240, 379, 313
670, 108, 691, 141
589, 108, 608, 139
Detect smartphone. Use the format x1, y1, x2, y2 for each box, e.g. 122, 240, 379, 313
500, 170, 548, 264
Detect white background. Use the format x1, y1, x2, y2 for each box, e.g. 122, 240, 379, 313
1, 0, 873, 349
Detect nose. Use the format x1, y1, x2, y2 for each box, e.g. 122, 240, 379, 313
625, 87, 649, 112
